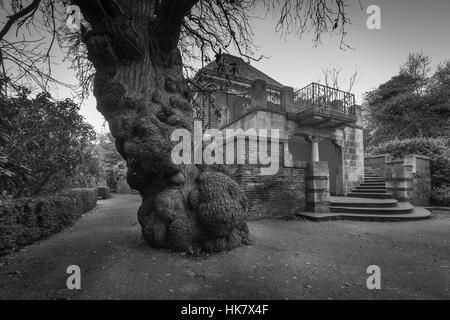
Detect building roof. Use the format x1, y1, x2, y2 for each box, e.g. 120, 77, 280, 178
200, 54, 284, 88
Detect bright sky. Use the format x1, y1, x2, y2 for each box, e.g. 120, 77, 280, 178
5, 0, 450, 132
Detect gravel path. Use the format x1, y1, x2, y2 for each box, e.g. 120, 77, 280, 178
0, 194, 448, 300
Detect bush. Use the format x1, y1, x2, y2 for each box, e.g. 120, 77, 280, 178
431, 187, 450, 207
0, 188, 97, 255
0, 90, 97, 197
97, 186, 111, 199
67, 188, 98, 213
366, 137, 450, 189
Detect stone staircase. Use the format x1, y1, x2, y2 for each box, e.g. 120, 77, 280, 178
298, 170, 431, 221
348, 171, 391, 199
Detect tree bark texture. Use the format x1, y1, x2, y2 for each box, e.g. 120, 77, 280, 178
74, 0, 250, 253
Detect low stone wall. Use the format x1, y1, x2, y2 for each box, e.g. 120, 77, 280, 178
0, 188, 98, 255
365, 154, 431, 206
405, 155, 432, 206
365, 154, 389, 177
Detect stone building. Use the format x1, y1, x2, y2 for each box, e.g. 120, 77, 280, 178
194, 54, 431, 221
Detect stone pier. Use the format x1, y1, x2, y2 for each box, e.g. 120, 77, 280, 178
306, 162, 330, 213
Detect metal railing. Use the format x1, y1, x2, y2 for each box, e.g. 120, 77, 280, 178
228, 94, 252, 124
294, 82, 356, 116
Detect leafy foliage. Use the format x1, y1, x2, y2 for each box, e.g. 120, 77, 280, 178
431, 186, 450, 207
363, 53, 450, 147
94, 133, 127, 191
0, 188, 98, 255
0, 86, 97, 196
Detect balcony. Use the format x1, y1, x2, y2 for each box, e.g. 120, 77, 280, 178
290, 82, 357, 128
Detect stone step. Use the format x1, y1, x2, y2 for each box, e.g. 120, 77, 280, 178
360, 182, 386, 187
352, 188, 387, 193
297, 207, 431, 222
348, 192, 392, 199
355, 185, 386, 190
361, 180, 386, 184
364, 178, 386, 182
364, 176, 385, 180
330, 202, 414, 215
330, 197, 398, 208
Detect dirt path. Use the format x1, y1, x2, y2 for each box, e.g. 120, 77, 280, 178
0, 194, 448, 300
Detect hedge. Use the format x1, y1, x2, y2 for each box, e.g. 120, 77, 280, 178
97, 186, 111, 199
0, 188, 98, 255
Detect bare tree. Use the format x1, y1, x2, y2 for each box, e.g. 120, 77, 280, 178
400, 51, 431, 94
320, 64, 358, 92
1, 0, 353, 253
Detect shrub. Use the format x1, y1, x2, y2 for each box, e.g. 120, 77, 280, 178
67, 188, 98, 213
0, 188, 97, 255
0, 90, 97, 197
431, 187, 450, 207
97, 186, 111, 199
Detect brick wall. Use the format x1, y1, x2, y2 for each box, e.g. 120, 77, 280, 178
230, 165, 305, 220
220, 136, 306, 220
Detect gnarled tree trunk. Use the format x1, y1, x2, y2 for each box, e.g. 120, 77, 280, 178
74, 0, 249, 253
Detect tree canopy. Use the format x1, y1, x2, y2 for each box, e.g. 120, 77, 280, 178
363, 53, 450, 147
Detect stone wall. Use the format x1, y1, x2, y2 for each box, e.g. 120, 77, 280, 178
364, 154, 389, 177
406, 155, 432, 206
335, 126, 365, 194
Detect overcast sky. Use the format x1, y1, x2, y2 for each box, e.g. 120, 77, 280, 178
7, 0, 450, 132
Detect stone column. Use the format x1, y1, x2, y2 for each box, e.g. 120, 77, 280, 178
309, 136, 320, 162
306, 162, 330, 213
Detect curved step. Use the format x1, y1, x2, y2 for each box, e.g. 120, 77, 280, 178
330, 202, 414, 215
330, 197, 398, 208
348, 192, 392, 199
297, 207, 432, 222
352, 188, 387, 193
